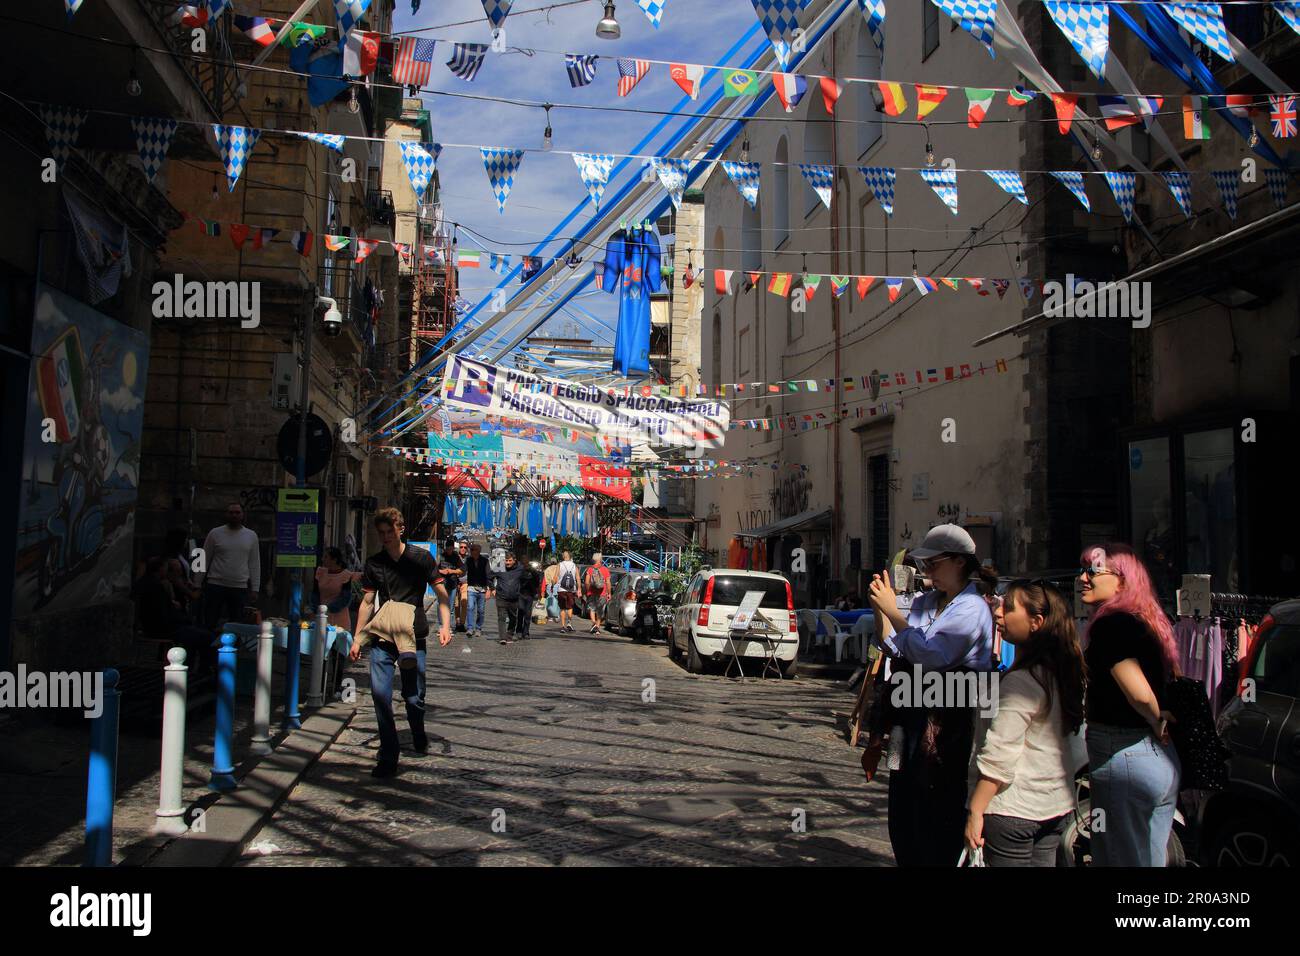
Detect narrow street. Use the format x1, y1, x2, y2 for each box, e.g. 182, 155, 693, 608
238, 610, 892, 866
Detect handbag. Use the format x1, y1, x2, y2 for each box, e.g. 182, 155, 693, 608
1164, 675, 1231, 790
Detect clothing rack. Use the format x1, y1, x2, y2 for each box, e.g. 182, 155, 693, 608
1209, 593, 1288, 621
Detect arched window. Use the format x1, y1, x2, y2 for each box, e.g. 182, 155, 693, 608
804, 95, 833, 217
773, 135, 790, 248
857, 27, 883, 157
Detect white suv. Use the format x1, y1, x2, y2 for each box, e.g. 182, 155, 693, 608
669, 569, 799, 676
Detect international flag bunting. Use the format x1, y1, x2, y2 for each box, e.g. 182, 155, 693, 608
354, 238, 380, 262
290, 131, 346, 153
343, 30, 381, 77
877, 81, 908, 116
723, 69, 761, 97
251, 228, 279, 250
670, 63, 705, 99
859, 166, 896, 217
399, 141, 437, 197
1264, 168, 1290, 210
885, 277, 904, 303
714, 269, 734, 295
773, 73, 808, 112
1050, 170, 1091, 211
234, 15, 278, 47
802, 275, 822, 301
745, 271, 762, 292
230, 224, 251, 250
819, 77, 843, 115
490, 253, 511, 274
573, 153, 617, 210
1104, 170, 1137, 223
617, 58, 651, 96
457, 250, 482, 269
940, 277, 962, 291
634, 0, 665, 29
860, 0, 886, 51
290, 231, 313, 256
722, 161, 761, 208
919, 167, 959, 215
1270, 96, 1297, 139
565, 54, 598, 88
1044, 1, 1110, 79
969, 277, 988, 295
986, 170, 1028, 205
39, 105, 86, 172
394, 242, 411, 264
830, 275, 852, 299
130, 116, 177, 184
198, 218, 220, 237
799, 164, 835, 210
1224, 94, 1258, 119
392, 37, 437, 86
1007, 85, 1037, 107
768, 273, 793, 297
1018, 278, 1036, 301
323, 235, 350, 252
993, 279, 1010, 299
1097, 95, 1140, 131
447, 43, 489, 81
280, 23, 327, 48
652, 157, 694, 210
965, 88, 995, 128
1051, 93, 1080, 134
933, 0, 999, 59
916, 84, 948, 121
1164, 2, 1234, 63
750, 0, 805, 70
1280, 2, 1300, 38
913, 276, 938, 296
1183, 95, 1212, 140
175, 5, 209, 28
482, 146, 524, 212
211, 124, 260, 191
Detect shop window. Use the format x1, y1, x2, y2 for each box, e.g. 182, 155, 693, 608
1183, 428, 1238, 590
1128, 436, 1177, 598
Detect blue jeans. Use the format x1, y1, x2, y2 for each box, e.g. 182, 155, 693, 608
369, 642, 427, 765
1086, 723, 1181, 866
466, 588, 487, 631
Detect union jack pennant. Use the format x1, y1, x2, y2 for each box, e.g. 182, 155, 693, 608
1270, 95, 1297, 139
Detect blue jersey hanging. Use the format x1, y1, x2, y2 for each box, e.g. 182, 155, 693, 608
601, 225, 662, 376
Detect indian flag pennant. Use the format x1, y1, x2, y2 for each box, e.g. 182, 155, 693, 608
323, 235, 350, 252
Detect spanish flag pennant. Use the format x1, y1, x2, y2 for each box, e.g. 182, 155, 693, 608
876, 81, 908, 117
768, 272, 793, 296
916, 84, 948, 121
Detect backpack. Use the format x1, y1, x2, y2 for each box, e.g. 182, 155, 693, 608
585, 566, 604, 592
560, 567, 576, 591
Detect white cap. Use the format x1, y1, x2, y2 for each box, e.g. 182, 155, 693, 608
908, 523, 977, 560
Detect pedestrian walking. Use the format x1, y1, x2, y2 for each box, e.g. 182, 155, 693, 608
463, 542, 490, 639
868, 524, 997, 867
965, 580, 1086, 867
584, 553, 611, 634
490, 551, 524, 644
453, 540, 470, 632
515, 561, 543, 640
1079, 543, 1181, 866
197, 502, 261, 629
348, 508, 452, 778
543, 559, 561, 623
556, 550, 580, 632
315, 546, 361, 631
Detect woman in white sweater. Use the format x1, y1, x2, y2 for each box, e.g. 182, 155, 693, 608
965, 581, 1087, 866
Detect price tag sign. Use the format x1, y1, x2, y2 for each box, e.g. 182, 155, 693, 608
730, 590, 766, 632
1178, 574, 1212, 617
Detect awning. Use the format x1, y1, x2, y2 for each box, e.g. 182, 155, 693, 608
741, 507, 833, 539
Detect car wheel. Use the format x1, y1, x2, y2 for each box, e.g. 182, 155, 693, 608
686, 634, 706, 674
779, 657, 798, 678
667, 631, 681, 661
1208, 813, 1300, 867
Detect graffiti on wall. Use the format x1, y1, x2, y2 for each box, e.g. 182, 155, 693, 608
776, 470, 812, 519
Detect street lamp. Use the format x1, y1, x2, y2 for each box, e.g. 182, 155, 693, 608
596, 2, 620, 40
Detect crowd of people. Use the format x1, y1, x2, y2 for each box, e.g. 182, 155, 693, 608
863, 524, 1185, 868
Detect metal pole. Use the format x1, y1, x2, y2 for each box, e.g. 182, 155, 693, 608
285, 287, 316, 730
154, 648, 189, 836
209, 634, 238, 791
250, 620, 274, 755
307, 603, 327, 707
84, 668, 120, 867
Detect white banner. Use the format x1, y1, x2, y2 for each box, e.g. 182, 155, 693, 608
440, 354, 730, 448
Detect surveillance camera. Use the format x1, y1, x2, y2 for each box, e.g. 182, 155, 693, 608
317, 296, 343, 337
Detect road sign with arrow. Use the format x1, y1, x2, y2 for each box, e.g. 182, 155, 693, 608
275, 487, 322, 568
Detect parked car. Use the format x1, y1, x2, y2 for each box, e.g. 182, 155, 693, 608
669, 569, 798, 676
603, 572, 663, 634
1195, 598, 1300, 867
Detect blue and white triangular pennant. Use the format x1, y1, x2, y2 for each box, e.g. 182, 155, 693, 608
1050, 170, 1091, 211
722, 161, 761, 208
211, 124, 261, 191
130, 116, 177, 184
1104, 170, 1137, 223
572, 153, 616, 210
39, 105, 86, 172
749, 0, 804, 71
931, 0, 998, 59
1044, 1, 1110, 80
634, 0, 665, 29
481, 0, 514, 31
859, 0, 886, 52
1162, 171, 1193, 218
290, 131, 346, 153
652, 157, 695, 210
1264, 168, 1290, 210
985, 170, 1028, 205
919, 167, 959, 215
859, 166, 896, 216
481, 147, 525, 213
1164, 2, 1234, 64
799, 164, 835, 210
399, 141, 437, 196
1210, 170, 1239, 220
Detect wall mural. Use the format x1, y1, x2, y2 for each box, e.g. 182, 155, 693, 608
13, 286, 148, 617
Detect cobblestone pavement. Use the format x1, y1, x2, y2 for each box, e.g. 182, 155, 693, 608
238, 608, 893, 866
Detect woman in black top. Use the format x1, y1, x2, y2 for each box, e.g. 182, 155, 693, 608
1079, 543, 1180, 866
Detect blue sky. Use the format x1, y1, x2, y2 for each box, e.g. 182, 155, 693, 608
394, 0, 765, 352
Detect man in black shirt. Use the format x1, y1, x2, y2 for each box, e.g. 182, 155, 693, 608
349, 508, 450, 778
463, 542, 490, 639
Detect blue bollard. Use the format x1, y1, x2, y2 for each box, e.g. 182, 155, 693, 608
85, 668, 120, 867
284, 582, 302, 731
209, 634, 238, 791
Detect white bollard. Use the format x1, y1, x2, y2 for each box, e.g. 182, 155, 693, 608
153, 647, 189, 836
250, 621, 274, 755
307, 604, 327, 708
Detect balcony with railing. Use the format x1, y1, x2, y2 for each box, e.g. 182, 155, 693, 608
366, 189, 396, 243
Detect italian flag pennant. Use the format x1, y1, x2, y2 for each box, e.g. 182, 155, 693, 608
965, 88, 995, 128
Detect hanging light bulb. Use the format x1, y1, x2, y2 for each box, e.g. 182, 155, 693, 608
127, 48, 142, 97
348, 85, 360, 114
211, 173, 220, 201
739, 135, 750, 163
596, 1, 620, 40
911, 251, 918, 278
1092, 137, 1103, 161
542, 105, 553, 151
925, 130, 936, 167
1249, 126, 1260, 148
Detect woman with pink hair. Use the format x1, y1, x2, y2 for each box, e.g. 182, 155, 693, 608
1079, 542, 1180, 866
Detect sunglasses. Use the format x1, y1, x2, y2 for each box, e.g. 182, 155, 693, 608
1079, 566, 1119, 579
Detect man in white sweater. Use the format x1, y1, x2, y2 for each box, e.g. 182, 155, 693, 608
199, 502, 261, 629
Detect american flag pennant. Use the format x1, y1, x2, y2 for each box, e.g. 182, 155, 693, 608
392, 37, 437, 87
617, 58, 651, 97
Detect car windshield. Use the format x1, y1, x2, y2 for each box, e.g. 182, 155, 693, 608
635, 579, 662, 594
709, 576, 789, 608
1252, 623, 1300, 697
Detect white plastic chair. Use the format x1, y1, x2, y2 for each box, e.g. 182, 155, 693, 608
817, 611, 853, 662
851, 613, 876, 664
796, 609, 820, 654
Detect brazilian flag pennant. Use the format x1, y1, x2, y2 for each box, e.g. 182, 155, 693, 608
722, 69, 760, 97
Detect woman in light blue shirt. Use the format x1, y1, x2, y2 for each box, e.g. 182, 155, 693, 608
869, 524, 996, 866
